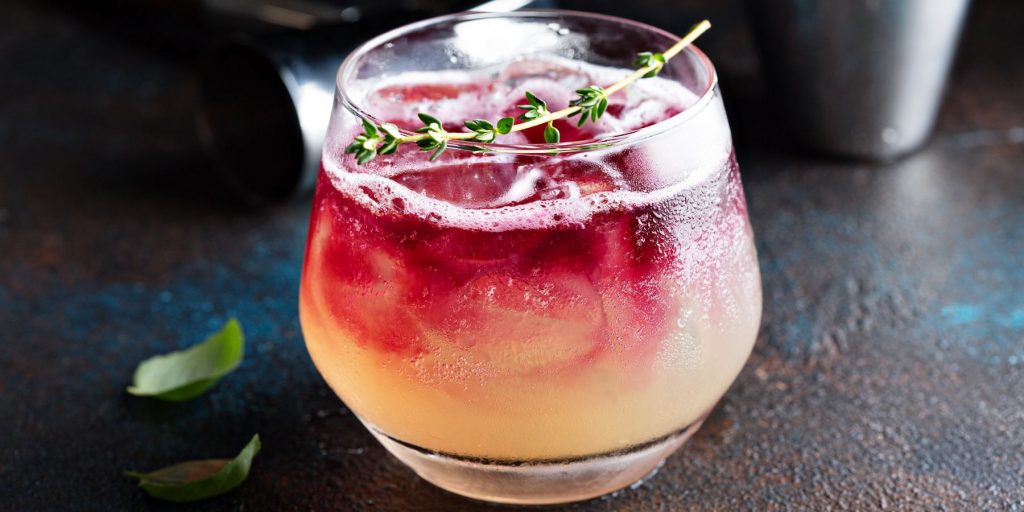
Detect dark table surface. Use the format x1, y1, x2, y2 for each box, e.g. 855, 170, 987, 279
3, 0, 1023, 510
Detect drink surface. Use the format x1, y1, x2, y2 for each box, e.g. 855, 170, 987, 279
300, 59, 762, 460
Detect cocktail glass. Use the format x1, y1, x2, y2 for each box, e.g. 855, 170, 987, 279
299, 10, 762, 505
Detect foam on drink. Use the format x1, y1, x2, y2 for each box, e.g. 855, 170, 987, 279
323, 57, 727, 232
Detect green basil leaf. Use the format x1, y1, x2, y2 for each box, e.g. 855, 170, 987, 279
127, 319, 244, 402
126, 434, 261, 503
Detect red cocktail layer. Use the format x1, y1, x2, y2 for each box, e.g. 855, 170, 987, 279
309, 161, 675, 371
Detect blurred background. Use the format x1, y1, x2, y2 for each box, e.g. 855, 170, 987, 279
3, 0, 1023, 510
6, 0, 1009, 204
3, 0, 767, 205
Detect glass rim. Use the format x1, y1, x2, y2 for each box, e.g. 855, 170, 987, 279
336, 9, 719, 155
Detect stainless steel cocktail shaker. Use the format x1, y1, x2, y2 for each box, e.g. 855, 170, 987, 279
747, 0, 971, 160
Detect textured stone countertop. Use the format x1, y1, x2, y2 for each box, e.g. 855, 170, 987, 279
2, 0, 1022, 510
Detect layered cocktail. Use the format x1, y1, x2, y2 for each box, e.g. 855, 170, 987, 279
299, 11, 761, 504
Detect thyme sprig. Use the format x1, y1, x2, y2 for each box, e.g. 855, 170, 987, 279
633, 52, 667, 78
415, 113, 449, 161
568, 85, 608, 128
346, 19, 711, 163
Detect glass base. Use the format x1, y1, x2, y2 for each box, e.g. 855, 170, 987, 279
369, 418, 707, 505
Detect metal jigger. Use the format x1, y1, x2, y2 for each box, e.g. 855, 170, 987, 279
197, 0, 554, 205
747, 0, 971, 160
